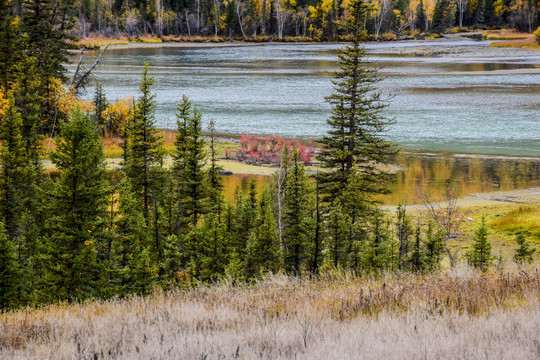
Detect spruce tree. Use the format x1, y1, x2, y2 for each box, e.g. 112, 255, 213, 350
326, 201, 350, 268
199, 211, 230, 281
93, 82, 109, 136
409, 225, 425, 272
467, 217, 492, 271
415, 0, 427, 31
12, 56, 42, 164
318, 0, 397, 203
207, 119, 224, 219
282, 147, 313, 276
231, 181, 257, 257
44, 109, 109, 301
109, 178, 155, 296
246, 187, 281, 277
396, 204, 413, 270
173, 96, 208, 229
21, 0, 77, 133
424, 221, 444, 272
124, 61, 164, 223
0, 94, 26, 242
513, 233, 536, 265
0, 0, 20, 90
0, 222, 19, 310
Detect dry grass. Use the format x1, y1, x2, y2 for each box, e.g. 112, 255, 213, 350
491, 205, 540, 240
1, 268, 540, 359
483, 30, 540, 50
482, 29, 532, 40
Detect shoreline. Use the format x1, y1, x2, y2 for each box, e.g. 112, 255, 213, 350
81, 35, 540, 58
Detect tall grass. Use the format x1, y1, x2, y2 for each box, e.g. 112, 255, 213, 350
1, 268, 539, 359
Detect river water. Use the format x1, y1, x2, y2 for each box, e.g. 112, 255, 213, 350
73, 40, 540, 204
78, 39, 540, 156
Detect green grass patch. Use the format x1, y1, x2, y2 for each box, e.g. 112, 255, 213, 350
491, 205, 540, 240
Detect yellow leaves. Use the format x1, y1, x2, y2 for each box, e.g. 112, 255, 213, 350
47, 78, 95, 119
103, 96, 134, 136
0, 88, 7, 118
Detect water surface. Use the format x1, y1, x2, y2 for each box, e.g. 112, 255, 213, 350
74, 39, 540, 156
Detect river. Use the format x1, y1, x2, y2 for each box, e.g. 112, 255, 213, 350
71, 39, 540, 204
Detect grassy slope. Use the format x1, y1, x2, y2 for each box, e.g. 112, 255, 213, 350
1, 269, 539, 359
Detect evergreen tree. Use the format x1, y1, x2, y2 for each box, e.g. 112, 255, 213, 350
21, 0, 77, 133
431, 0, 456, 33
0, 94, 26, 242
513, 233, 536, 265
424, 221, 444, 271
415, 0, 427, 31
207, 119, 224, 219
318, 0, 397, 204
282, 147, 313, 276
0, 0, 20, 90
173, 96, 208, 228
12, 56, 43, 164
0, 222, 19, 310
231, 180, 257, 257
93, 82, 109, 136
109, 178, 155, 296
246, 187, 281, 277
44, 109, 109, 301
199, 211, 230, 281
124, 61, 164, 222
309, 175, 323, 273
467, 216, 492, 271
396, 204, 413, 270
409, 225, 425, 272
325, 201, 350, 268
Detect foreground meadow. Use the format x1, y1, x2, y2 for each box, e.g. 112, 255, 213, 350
1, 268, 539, 359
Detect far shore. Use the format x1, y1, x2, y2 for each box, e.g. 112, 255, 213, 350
78, 34, 540, 58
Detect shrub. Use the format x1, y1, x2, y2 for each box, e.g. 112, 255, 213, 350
227, 134, 314, 166
534, 26, 540, 43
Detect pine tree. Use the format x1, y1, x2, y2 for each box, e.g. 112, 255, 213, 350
309, 175, 323, 274
124, 61, 164, 223
44, 109, 109, 301
424, 221, 444, 272
173, 96, 208, 229
12, 56, 43, 164
0, 94, 26, 243
0, 222, 19, 310
231, 181, 257, 257
109, 178, 155, 296
396, 204, 413, 270
325, 201, 350, 268
282, 147, 313, 276
467, 217, 492, 271
415, 0, 427, 31
246, 187, 281, 278
409, 225, 425, 272
207, 119, 224, 219
21, 0, 78, 133
317, 0, 397, 205
513, 233, 536, 265
431, 0, 456, 33
0, 0, 20, 90
199, 211, 230, 281
93, 82, 109, 136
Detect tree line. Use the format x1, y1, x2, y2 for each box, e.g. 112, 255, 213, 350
1, 0, 539, 50
0, 0, 536, 310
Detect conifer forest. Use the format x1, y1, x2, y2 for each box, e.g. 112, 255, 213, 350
0, 0, 539, 357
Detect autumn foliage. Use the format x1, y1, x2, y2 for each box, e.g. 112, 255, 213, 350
227, 134, 314, 165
